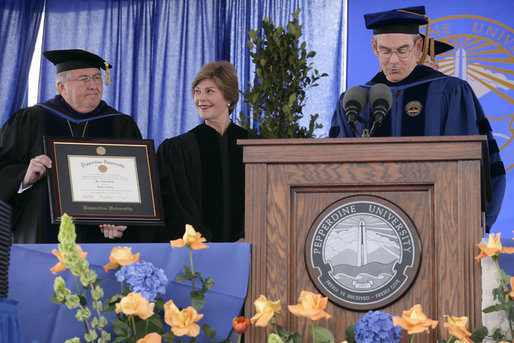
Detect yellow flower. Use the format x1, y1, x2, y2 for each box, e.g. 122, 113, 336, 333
443, 315, 472, 343
393, 304, 438, 334
103, 246, 140, 272
163, 299, 204, 337
115, 293, 154, 320
287, 290, 332, 321
170, 224, 208, 250
50, 245, 87, 274
136, 332, 161, 343
250, 295, 281, 327
474, 233, 514, 261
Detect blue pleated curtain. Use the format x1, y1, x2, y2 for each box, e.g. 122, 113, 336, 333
3, 0, 346, 147
0, 0, 45, 126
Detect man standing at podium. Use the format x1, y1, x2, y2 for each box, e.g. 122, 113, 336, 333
329, 6, 505, 232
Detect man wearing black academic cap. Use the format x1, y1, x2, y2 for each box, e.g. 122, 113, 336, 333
329, 6, 505, 232
0, 49, 143, 243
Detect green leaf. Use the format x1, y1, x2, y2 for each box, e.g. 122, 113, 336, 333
483, 303, 509, 313
111, 319, 132, 337
135, 314, 164, 338
345, 324, 356, 343
154, 297, 165, 311
288, 93, 297, 105
469, 325, 488, 343
78, 294, 87, 307
312, 326, 335, 343
202, 323, 217, 338
162, 331, 175, 343
191, 293, 206, 310
202, 277, 215, 292
50, 293, 66, 305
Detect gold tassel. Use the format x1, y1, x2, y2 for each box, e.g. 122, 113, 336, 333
430, 38, 435, 61
398, 9, 431, 64
104, 61, 111, 86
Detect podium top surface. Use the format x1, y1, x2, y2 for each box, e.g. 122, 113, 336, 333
238, 135, 488, 164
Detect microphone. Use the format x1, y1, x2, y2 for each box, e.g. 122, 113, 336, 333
342, 86, 368, 134
368, 83, 392, 136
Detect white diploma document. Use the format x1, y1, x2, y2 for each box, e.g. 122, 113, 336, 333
68, 156, 141, 203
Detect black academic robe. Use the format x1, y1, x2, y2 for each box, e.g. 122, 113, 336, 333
156, 122, 254, 242
0, 95, 143, 243
329, 65, 506, 231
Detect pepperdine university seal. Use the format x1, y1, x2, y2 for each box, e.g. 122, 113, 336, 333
305, 195, 422, 310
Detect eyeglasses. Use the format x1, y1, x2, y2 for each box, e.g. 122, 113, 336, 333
377, 45, 415, 60
69, 75, 103, 84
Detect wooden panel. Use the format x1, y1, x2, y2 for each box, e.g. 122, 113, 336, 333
244, 138, 485, 342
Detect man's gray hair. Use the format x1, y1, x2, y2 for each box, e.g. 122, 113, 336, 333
55, 70, 71, 95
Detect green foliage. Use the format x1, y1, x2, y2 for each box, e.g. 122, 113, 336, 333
469, 325, 488, 342
312, 325, 335, 342
239, 8, 328, 138
345, 324, 356, 343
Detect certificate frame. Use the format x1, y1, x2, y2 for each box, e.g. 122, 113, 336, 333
44, 137, 164, 226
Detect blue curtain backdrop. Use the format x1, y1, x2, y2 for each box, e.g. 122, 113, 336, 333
0, 0, 44, 125
34, 0, 346, 148
346, 0, 514, 237
0, 0, 510, 236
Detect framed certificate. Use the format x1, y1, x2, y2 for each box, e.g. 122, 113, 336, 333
44, 137, 164, 226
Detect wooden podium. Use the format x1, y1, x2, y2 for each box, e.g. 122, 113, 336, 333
240, 136, 489, 342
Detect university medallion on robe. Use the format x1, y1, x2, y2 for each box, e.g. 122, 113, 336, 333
405, 100, 423, 117
305, 195, 422, 310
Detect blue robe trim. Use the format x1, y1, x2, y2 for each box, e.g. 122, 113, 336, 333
36, 103, 122, 123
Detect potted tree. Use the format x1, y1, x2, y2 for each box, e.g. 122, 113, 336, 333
239, 8, 328, 138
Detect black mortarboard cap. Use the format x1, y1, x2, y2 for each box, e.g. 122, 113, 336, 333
364, 6, 429, 34
420, 34, 454, 56
43, 48, 112, 85
43, 48, 112, 73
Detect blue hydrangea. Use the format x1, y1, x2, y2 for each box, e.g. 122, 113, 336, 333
115, 260, 168, 302
354, 310, 402, 343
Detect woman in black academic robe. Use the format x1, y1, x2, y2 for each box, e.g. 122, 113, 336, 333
156, 61, 255, 242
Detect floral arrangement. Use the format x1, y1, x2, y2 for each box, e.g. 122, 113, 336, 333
50, 214, 513, 343
50, 214, 236, 343
244, 232, 514, 343
474, 232, 514, 342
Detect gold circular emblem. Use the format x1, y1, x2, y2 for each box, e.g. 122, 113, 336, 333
96, 146, 106, 155
98, 165, 107, 173
405, 101, 423, 117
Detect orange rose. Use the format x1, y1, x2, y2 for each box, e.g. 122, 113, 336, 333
164, 299, 204, 337
250, 295, 281, 327
115, 293, 154, 320
170, 224, 208, 250
393, 304, 438, 334
288, 290, 332, 321
474, 233, 514, 261
103, 246, 140, 272
50, 245, 87, 274
443, 315, 472, 343
232, 316, 250, 334
136, 332, 162, 343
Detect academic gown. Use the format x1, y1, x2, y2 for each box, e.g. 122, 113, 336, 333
0, 95, 143, 243
156, 122, 254, 242
329, 65, 506, 232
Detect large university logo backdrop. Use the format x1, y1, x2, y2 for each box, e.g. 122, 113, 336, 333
427, 15, 514, 232
429, 16, 513, 172
305, 195, 422, 310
